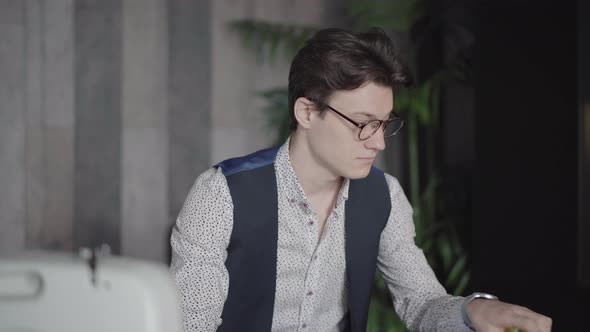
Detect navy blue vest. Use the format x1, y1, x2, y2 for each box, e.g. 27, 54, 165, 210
215, 146, 391, 332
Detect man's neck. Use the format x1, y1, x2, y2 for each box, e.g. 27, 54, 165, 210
288, 133, 343, 198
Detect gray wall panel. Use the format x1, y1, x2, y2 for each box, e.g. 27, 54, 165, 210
74, 0, 122, 253
168, 0, 211, 231
42, 0, 74, 249
0, 0, 27, 252
121, 0, 169, 262
24, 0, 46, 249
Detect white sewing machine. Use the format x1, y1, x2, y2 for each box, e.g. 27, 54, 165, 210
0, 247, 183, 332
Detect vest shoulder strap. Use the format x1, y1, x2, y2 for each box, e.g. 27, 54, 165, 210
216, 146, 280, 332
346, 167, 392, 331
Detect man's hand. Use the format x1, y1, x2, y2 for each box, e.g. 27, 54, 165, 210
466, 299, 552, 332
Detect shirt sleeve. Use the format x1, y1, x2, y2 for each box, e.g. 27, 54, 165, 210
377, 174, 470, 332
170, 167, 234, 332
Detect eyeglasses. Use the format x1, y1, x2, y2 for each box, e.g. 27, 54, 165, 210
311, 100, 405, 141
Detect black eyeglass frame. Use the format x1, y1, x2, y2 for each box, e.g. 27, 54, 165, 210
309, 99, 406, 141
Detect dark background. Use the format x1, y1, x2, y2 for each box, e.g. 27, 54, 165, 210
468, 1, 588, 330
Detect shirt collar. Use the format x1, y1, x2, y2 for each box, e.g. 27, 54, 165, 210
275, 137, 350, 207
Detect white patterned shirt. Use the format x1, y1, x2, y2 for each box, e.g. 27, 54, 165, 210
170, 139, 471, 331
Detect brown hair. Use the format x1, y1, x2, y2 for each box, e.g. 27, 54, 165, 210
288, 27, 412, 130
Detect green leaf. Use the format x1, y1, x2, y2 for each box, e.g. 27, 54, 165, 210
453, 271, 471, 296
367, 298, 380, 332
347, 0, 419, 32
229, 20, 319, 63
256, 87, 290, 143
421, 237, 433, 254
437, 234, 453, 271
445, 255, 467, 286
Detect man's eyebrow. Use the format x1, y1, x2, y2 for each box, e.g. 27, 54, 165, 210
350, 112, 376, 119
351, 110, 394, 120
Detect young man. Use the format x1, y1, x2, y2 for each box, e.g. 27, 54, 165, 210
170, 28, 552, 332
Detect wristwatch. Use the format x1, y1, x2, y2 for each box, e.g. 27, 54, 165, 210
461, 292, 499, 330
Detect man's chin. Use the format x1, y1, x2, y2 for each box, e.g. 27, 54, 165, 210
345, 166, 372, 180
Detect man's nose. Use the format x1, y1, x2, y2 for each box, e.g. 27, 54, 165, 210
365, 127, 386, 151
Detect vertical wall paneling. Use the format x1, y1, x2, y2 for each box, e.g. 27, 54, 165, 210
167, 0, 212, 243
121, 0, 169, 261
0, 0, 27, 252
74, 0, 122, 253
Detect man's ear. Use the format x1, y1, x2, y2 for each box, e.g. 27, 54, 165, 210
293, 97, 315, 129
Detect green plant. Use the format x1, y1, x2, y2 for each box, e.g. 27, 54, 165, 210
230, 1, 474, 330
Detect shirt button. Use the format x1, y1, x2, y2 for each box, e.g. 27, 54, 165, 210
313, 254, 318, 260
302, 323, 307, 329
307, 290, 313, 296
308, 220, 314, 225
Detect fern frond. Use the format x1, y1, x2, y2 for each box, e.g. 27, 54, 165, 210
346, 0, 420, 31
229, 20, 319, 63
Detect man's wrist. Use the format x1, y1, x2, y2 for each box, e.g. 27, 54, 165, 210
461, 292, 499, 330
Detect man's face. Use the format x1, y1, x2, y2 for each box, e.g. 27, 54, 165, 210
306, 82, 393, 179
